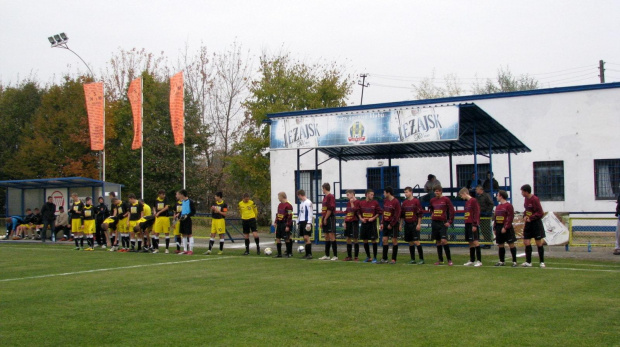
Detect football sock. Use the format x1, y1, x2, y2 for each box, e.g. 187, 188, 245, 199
306, 243, 312, 255
409, 245, 416, 260
476, 246, 482, 262
137, 240, 142, 250
417, 245, 424, 260
347, 244, 352, 258
443, 245, 452, 261
75, 238, 79, 247
276, 243, 282, 256
80, 237, 84, 247
182, 237, 187, 252
382, 245, 389, 260
525, 245, 533, 263
325, 241, 331, 257
392, 245, 398, 261
364, 243, 370, 258
254, 237, 260, 248
331, 241, 337, 257
354, 243, 359, 258
286, 240, 292, 255
245, 239, 250, 252
436, 245, 443, 262
510, 247, 517, 262
499, 247, 506, 262
470, 247, 476, 262
165, 236, 170, 249
189, 237, 194, 251
305, 243, 310, 256
175, 236, 181, 251
110, 235, 116, 246
209, 238, 214, 250
372, 243, 378, 258
131, 239, 135, 250
219, 239, 224, 251
538, 246, 545, 262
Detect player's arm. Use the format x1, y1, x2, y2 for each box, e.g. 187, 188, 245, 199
219, 205, 228, 217
157, 204, 169, 217
391, 202, 401, 227
252, 204, 258, 218
446, 199, 455, 227
531, 198, 544, 221
473, 201, 480, 232
505, 204, 514, 230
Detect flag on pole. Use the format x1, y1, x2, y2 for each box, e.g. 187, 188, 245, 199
83, 82, 105, 151
128, 77, 143, 150
170, 71, 184, 145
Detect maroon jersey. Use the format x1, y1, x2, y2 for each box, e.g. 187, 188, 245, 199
401, 198, 423, 223
322, 193, 336, 217
494, 202, 514, 229
275, 201, 294, 228
382, 197, 401, 226
523, 195, 544, 221
344, 199, 360, 222
464, 198, 480, 225
358, 199, 382, 222
429, 196, 455, 223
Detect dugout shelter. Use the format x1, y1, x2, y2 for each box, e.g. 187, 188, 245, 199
0, 177, 123, 217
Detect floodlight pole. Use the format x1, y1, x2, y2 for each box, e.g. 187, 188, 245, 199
50, 41, 94, 78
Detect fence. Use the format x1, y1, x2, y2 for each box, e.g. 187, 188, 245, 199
569, 217, 618, 247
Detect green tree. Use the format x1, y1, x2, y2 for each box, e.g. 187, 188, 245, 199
228, 53, 352, 223
472, 66, 539, 94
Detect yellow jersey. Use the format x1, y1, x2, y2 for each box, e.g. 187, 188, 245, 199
238, 200, 258, 220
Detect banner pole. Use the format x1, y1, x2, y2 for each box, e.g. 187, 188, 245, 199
183, 143, 186, 189
140, 77, 144, 200
103, 84, 106, 182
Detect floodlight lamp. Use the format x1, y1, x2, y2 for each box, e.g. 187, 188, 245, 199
48, 36, 56, 44
59, 32, 68, 41
54, 34, 61, 42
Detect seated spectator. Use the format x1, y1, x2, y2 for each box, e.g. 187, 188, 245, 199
5, 215, 24, 240
467, 173, 481, 194
423, 174, 441, 201
15, 208, 34, 239
483, 171, 500, 192
30, 208, 44, 239
55, 206, 71, 241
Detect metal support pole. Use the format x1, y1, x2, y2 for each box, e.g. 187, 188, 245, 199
473, 122, 478, 185
314, 148, 319, 245
449, 145, 454, 197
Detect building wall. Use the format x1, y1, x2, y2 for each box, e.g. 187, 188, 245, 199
270, 87, 620, 217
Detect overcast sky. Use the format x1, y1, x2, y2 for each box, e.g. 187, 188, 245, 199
2, 0, 619, 105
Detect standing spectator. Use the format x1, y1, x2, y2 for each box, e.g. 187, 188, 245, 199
55, 206, 70, 241
475, 185, 494, 248
423, 174, 441, 202
467, 173, 481, 195
95, 197, 109, 248
482, 171, 500, 192
614, 196, 620, 255
40, 196, 56, 242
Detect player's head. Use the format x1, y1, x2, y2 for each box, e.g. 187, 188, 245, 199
384, 186, 394, 198
404, 186, 413, 199
85, 197, 92, 205
296, 189, 306, 200
71, 192, 79, 201
322, 183, 331, 194
133, 225, 141, 233
157, 189, 166, 198
47, 196, 53, 203
33, 208, 40, 214
433, 185, 443, 197
98, 196, 104, 204
278, 191, 287, 202
365, 188, 374, 200
346, 189, 355, 200
25, 208, 32, 215
520, 184, 532, 197
58, 206, 64, 212
128, 193, 137, 203
242, 193, 250, 202
215, 192, 223, 202
428, 174, 436, 181
497, 190, 508, 202
458, 187, 470, 200
176, 189, 188, 200
108, 191, 116, 198
475, 185, 484, 195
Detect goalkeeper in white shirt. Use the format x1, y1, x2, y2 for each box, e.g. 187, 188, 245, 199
296, 190, 314, 259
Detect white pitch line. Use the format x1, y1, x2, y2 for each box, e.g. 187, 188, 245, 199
0, 257, 233, 283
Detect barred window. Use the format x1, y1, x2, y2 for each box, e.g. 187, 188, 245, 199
594, 159, 620, 200
295, 170, 322, 203
456, 164, 491, 189
366, 167, 399, 193
533, 161, 564, 201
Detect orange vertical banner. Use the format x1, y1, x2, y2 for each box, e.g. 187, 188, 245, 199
83, 82, 105, 151
128, 77, 142, 149
169, 71, 184, 145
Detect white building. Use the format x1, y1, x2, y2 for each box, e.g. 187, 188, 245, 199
267, 83, 620, 216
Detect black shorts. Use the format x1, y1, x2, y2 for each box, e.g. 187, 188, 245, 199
180, 217, 192, 235
322, 215, 336, 234
344, 221, 359, 239
360, 221, 378, 240
139, 218, 156, 231
523, 219, 545, 240
242, 218, 257, 234
464, 224, 479, 242
297, 221, 312, 237
382, 221, 399, 238
431, 220, 448, 241
275, 222, 290, 239
404, 222, 420, 242
495, 225, 517, 244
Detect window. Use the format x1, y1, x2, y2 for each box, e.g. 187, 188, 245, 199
594, 159, 620, 200
533, 161, 564, 201
366, 166, 399, 193
456, 164, 491, 189
295, 170, 322, 203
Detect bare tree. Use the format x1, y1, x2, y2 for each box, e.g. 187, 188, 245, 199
102, 48, 169, 100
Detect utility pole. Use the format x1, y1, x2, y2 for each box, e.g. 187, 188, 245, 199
358, 73, 369, 105
599, 60, 605, 83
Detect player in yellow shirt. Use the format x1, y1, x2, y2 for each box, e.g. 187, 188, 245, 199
171, 198, 184, 254
82, 197, 96, 251
127, 194, 144, 252
239, 193, 260, 255
205, 192, 228, 255
151, 190, 170, 254
70, 193, 84, 250
116, 198, 130, 252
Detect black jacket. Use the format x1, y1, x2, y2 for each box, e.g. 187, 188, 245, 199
96, 203, 110, 222
41, 202, 56, 221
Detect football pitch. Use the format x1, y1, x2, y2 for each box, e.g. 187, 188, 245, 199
1, 243, 619, 346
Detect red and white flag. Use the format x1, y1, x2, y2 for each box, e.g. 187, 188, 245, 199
169, 71, 184, 145
83, 82, 105, 151
128, 77, 142, 150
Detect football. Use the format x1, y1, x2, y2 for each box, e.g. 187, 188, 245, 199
298, 245, 305, 253
264, 247, 272, 256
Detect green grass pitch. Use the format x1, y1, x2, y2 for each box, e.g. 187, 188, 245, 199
1, 243, 619, 346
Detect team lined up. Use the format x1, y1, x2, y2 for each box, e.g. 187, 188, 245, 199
275, 183, 546, 267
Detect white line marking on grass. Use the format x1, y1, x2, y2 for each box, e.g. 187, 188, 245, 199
544, 263, 620, 268
0, 257, 233, 283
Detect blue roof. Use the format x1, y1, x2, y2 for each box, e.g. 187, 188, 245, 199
0, 177, 122, 189
266, 82, 620, 120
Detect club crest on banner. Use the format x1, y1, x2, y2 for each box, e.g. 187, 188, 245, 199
347, 121, 366, 143
51, 191, 64, 210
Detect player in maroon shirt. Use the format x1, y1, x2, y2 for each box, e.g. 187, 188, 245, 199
459, 188, 482, 267
494, 190, 518, 267
272, 192, 293, 258
358, 189, 382, 263
343, 189, 361, 261
521, 184, 546, 268
429, 185, 455, 266
319, 183, 338, 261
401, 186, 424, 264
380, 187, 401, 264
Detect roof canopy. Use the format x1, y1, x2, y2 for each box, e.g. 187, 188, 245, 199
0, 177, 122, 189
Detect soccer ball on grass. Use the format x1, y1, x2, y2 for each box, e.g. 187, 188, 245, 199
298, 245, 305, 253
264, 247, 272, 256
